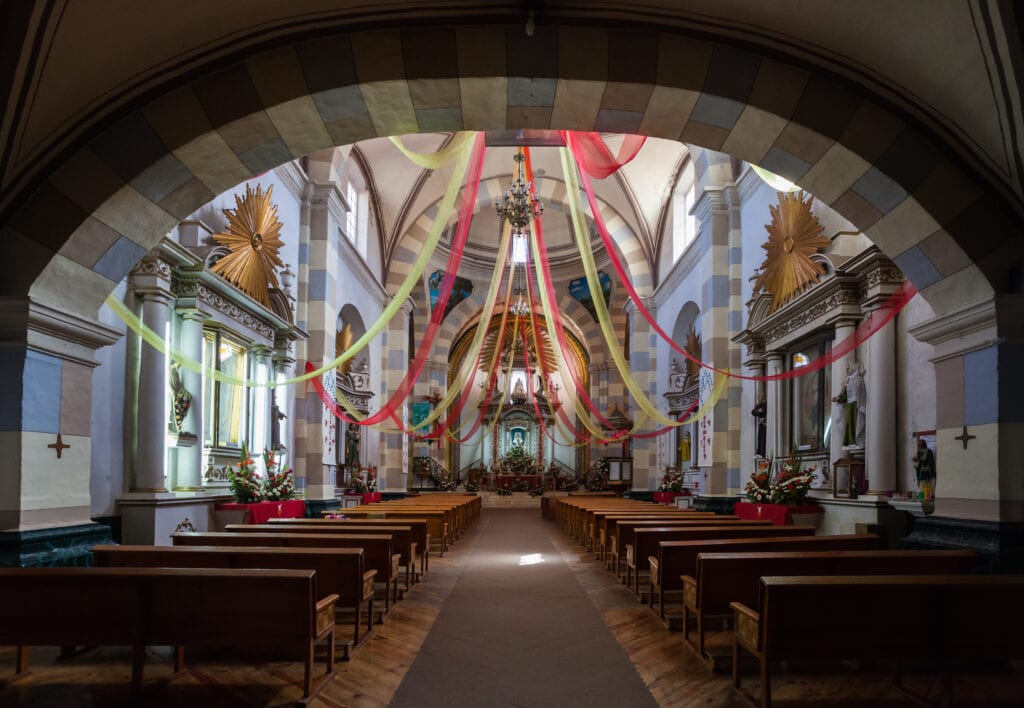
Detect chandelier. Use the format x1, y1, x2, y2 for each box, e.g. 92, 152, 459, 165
509, 285, 531, 317
495, 148, 543, 235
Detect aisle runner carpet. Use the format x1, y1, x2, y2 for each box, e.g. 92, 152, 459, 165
390, 509, 658, 707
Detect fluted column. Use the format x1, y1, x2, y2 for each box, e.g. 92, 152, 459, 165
866, 315, 896, 494
134, 289, 173, 492
765, 352, 785, 460
173, 307, 205, 490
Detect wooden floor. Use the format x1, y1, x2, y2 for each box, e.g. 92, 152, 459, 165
2, 509, 1022, 707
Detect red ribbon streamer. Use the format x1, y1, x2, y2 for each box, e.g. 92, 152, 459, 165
567, 132, 647, 179
310, 132, 489, 428
565, 131, 918, 383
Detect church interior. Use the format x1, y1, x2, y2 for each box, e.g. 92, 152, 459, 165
1, 2, 1023, 706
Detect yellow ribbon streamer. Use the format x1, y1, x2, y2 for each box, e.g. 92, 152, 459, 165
105, 132, 480, 392
389, 132, 477, 170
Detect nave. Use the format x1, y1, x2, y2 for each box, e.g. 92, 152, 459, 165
3, 504, 1023, 707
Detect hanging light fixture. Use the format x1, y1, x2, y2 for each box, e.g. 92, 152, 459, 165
495, 147, 543, 236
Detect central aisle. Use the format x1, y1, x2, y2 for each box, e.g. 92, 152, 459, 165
390, 508, 658, 707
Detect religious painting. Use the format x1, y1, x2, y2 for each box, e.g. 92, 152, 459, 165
808, 459, 831, 490
568, 271, 612, 322
429, 270, 473, 321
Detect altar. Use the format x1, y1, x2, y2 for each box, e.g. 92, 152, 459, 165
213, 500, 306, 524
496, 474, 543, 490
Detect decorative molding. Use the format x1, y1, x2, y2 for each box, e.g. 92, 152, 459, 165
0, 298, 122, 367
762, 288, 862, 344
273, 161, 307, 203
131, 254, 172, 280
197, 283, 274, 340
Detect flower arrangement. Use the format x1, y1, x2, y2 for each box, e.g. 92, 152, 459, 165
262, 448, 296, 501
658, 468, 684, 492
744, 453, 817, 505
350, 467, 378, 493
229, 443, 264, 503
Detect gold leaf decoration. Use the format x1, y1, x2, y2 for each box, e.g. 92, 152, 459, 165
336, 324, 353, 374
211, 184, 284, 307
753, 191, 829, 313
684, 324, 701, 380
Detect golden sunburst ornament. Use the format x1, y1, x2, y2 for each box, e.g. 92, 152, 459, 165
753, 191, 829, 313
211, 184, 284, 307
684, 324, 701, 380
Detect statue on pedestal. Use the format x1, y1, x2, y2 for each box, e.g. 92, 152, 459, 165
344, 424, 360, 466
751, 394, 767, 458
913, 437, 936, 500
832, 360, 866, 448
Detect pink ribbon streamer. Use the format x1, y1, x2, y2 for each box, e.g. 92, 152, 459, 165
565, 131, 917, 383
566, 131, 647, 179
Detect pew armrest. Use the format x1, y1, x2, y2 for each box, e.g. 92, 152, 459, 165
647, 556, 659, 585
315, 594, 340, 638
682, 575, 697, 610
362, 570, 377, 600
730, 602, 761, 652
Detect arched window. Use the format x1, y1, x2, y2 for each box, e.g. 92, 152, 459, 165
671, 161, 698, 263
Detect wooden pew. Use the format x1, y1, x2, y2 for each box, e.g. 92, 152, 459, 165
335, 509, 450, 555
270, 517, 430, 578
731, 575, 1024, 708
608, 515, 742, 577
92, 544, 377, 658
589, 510, 720, 558
233, 522, 418, 591
173, 531, 400, 617
632, 525, 808, 597
0, 567, 336, 706
651, 534, 881, 628
684, 549, 976, 664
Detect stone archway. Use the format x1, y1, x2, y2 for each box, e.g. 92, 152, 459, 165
2, 19, 1021, 559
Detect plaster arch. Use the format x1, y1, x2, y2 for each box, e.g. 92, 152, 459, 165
0, 22, 1012, 326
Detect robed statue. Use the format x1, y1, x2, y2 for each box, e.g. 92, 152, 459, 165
832, 360, 866, 448
751, 394, 767, 458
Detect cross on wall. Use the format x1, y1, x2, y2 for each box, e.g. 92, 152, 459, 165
954, 426, 976, 450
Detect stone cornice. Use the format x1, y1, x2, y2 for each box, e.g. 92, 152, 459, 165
0, 298, 122, 367
273, 161, 307, 203
692, 185, 731, 222
309, 181, 347, 229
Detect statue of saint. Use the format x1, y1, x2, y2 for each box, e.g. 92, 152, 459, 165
751, 394, 767, 458
679, 431, 691, 466
832, 360, 866, 448
913, 437, 936, 500
344, 424, 360, 466
512, 378, 526, 401
168, 362, 192, 433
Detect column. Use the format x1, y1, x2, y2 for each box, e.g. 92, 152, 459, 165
250, 345, 273, 462
173, 307, 205, 490
765, 352, 785, 460
830, 319, 857, 468
133, 289, 173, 492
865, 315, 896, 494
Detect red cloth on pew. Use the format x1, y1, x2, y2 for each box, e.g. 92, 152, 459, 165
733, 501, 821, 526
214, 500, 306, 524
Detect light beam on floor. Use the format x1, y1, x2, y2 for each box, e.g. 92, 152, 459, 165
518, 553, 544, 566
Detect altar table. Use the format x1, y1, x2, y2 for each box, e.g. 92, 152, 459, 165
213, 500, 306, 524
345, 492, 381, 504
733, 501, 822, 526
